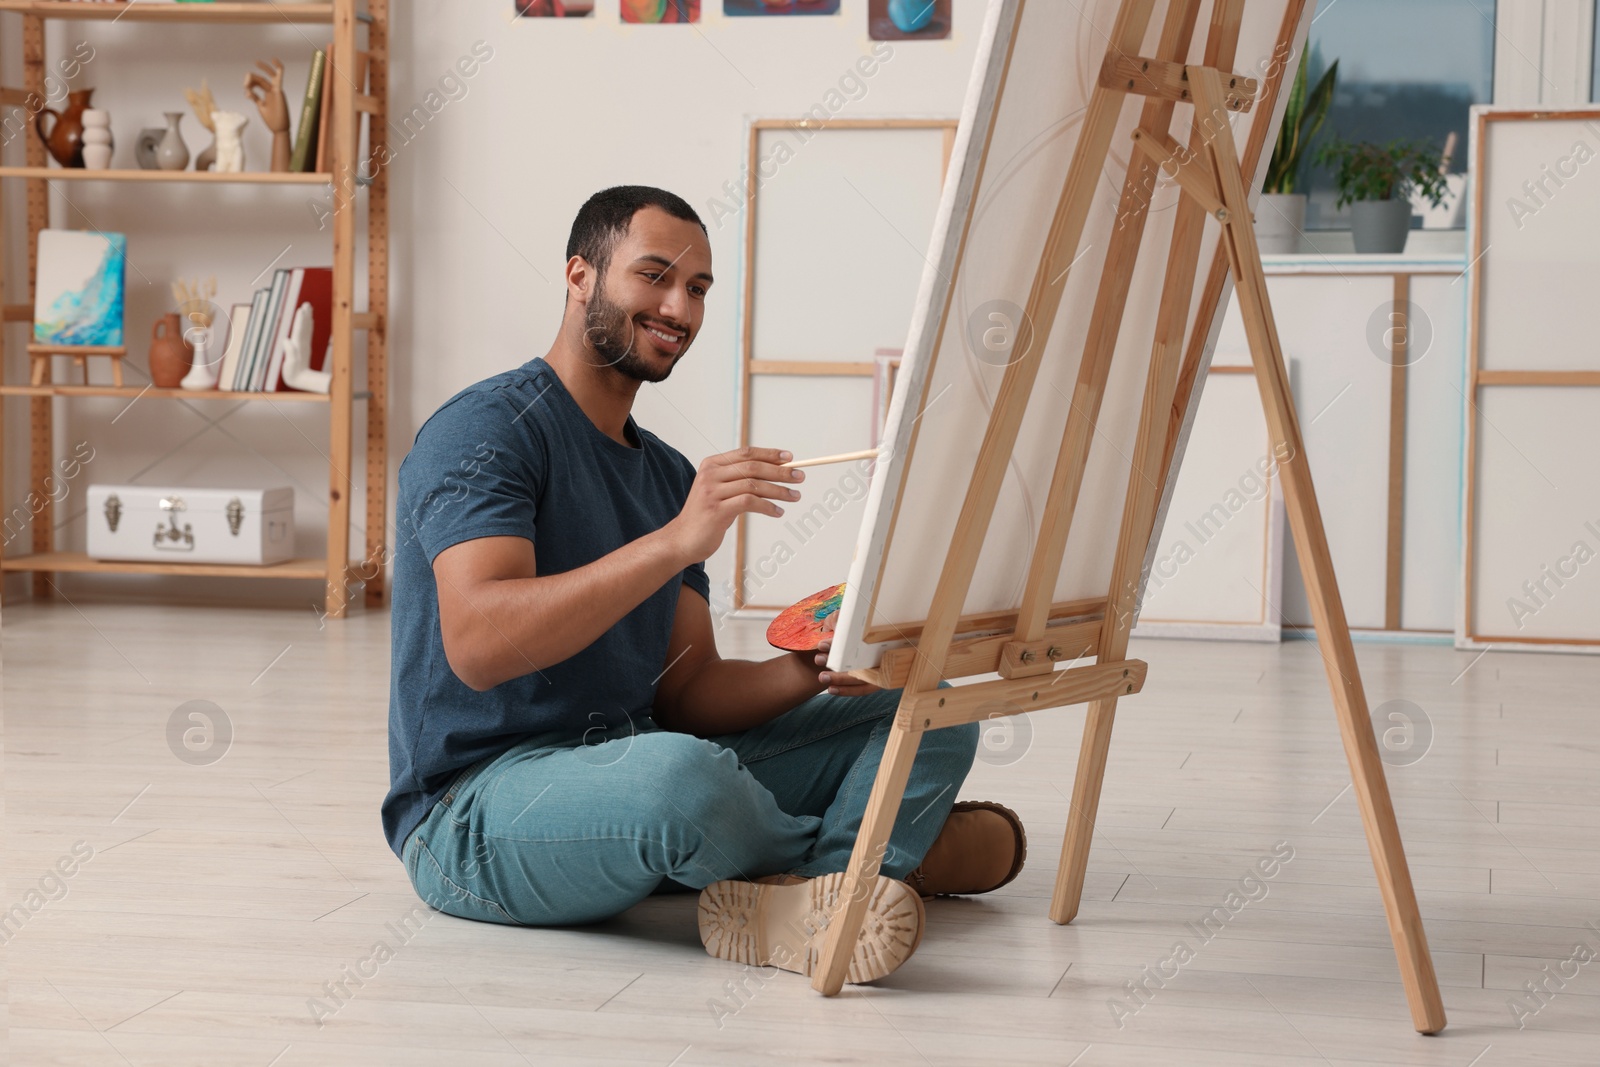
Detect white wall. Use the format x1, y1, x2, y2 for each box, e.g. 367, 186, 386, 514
1, 3, 986, 609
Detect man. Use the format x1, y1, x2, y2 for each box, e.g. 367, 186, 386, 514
383, 185, 1025, 984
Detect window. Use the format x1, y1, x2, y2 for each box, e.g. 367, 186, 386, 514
1298, 0, 1496, 229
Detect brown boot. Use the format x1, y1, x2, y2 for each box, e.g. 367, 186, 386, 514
698, 872, 925, 985
904, 800, 1026, 898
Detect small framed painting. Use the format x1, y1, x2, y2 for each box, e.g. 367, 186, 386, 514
869, 0, 951, 40
725, 0, 840, 16
34, 229, 126, 348
623, 0, 700, 20
513, 0, 594, 16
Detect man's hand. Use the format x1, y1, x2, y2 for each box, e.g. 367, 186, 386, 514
664, 446, 805, 563
807, 609, 881, 697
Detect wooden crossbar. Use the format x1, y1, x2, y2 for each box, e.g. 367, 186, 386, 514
1099, 53, 1259, 112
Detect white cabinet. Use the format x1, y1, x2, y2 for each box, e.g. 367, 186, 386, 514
1144, 256, 1467, 638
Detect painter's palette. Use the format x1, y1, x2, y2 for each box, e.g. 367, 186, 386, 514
767, 583, 846, 652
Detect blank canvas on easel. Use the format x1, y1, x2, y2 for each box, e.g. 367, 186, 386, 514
828, 0, 1308, 672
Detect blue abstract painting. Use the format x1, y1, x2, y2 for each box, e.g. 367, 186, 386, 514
725, 0, 840, 15
34, 229, 126, 348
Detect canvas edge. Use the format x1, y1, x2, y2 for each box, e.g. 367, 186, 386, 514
826, 0, 1019, 673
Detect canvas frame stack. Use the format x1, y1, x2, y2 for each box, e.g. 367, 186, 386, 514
808, 0, 1448, 1036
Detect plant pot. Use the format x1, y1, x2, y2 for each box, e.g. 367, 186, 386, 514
1255, 193, 1305, 254
1350, 198, 1413, 254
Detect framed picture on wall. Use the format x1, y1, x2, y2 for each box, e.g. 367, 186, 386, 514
513, 0, 594, 16
724, 0, 840, 16
622, 0, 700, 21
868, 0, 952, 40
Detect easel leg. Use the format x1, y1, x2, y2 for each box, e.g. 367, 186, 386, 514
1190, 65, 1447, 1035
812, 717, 923, 995
1049, 696, 1117, 923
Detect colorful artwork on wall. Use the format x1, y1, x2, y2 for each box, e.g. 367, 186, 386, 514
725, 0, 841, 16
623, 0, 700, 21
513, 0, 595, 16
33, 229, 126, 348
869, 0, 951, 40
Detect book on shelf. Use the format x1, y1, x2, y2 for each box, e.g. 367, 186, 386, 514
289, 267, 335, 379
314, 43, 335, 174
314, 47, 371, 174
291, 49, 326, 174
231, 289, 270, 391
262, 268, 306, 390
215, 303, 253, 390
212, 267, 334, 393
251, 270, 291, 390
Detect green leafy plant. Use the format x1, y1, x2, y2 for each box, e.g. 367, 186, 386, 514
1264, 52, 1337, 195
1313, 136, 1451, 208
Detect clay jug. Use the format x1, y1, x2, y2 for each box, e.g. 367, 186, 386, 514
149, 313, 193, 388
35, 88, 95, 168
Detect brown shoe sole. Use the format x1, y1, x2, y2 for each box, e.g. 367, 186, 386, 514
697, 872, 925, 985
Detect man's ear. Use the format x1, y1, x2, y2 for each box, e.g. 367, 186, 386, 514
564, 255, 594, 305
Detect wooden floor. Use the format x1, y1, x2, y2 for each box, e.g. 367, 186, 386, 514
3, 599, 1598, 1065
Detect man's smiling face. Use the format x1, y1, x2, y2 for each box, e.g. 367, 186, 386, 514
580, 206, 714, 384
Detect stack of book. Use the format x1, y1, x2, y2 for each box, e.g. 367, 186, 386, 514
214, 266, 334, 392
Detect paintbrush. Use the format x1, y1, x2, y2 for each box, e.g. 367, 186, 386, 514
780, 448, 879, 470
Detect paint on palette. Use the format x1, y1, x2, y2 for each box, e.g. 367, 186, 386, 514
767, 582, 846, 651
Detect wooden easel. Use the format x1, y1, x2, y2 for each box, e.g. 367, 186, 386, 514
810, 0, 1448, 1036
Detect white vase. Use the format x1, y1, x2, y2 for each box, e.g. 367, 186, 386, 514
81, 144, 112, 170
179, 323, 221, 390
1255, 192, 1305, 254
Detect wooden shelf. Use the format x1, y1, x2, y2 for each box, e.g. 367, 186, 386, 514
0, 2, 337, 23
0, 166, 330, 184
0, 384, 375, 401
1, 0, 389, 619
1, 552, 329, 579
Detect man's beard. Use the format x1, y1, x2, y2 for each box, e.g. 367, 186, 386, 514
583, 276, 680, 384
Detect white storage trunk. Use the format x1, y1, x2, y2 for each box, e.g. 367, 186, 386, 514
87, 485, 295, 565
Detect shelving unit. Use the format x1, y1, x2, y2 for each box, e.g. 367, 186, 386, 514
0, 0, 389, 618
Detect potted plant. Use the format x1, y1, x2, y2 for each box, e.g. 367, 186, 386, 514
1314, 135, 1450, 253
1257, 51, 1337, 253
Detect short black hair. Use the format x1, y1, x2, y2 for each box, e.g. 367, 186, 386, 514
565, 185, 706, 281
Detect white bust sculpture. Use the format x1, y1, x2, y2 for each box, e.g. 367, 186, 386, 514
211, 110, 248, 173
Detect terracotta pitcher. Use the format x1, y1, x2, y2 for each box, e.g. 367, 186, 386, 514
149, 313, 193, 388
36, 88, 95, 168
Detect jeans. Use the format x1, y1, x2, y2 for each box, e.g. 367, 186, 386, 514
402, 685, 979, 926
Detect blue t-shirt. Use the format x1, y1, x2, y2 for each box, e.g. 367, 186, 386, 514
381, 357, 709, 859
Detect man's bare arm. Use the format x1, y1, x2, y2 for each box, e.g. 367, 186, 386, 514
651, 587, 883, 737
433, 532, 686, 691
433, 446, 802, 692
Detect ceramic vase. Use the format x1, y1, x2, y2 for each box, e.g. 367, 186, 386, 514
80, 108, 113, 170
35, 88, 95, 168
136, 128, 165, 170
149, 313, 193, 388
179, 313, 222, 390
156, 111, 189, 172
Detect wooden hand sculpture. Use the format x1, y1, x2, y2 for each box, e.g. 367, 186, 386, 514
244, 58, 291, 172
